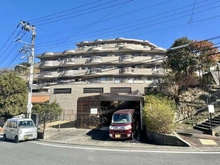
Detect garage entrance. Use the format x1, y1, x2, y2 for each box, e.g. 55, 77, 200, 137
76, 93, 144, 131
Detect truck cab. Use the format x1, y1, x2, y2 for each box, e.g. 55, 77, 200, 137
109, 109, 136, 140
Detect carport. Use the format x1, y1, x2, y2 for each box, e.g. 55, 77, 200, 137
76, 93, 144, 130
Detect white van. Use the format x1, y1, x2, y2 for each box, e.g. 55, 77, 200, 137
3, 118, 37, 143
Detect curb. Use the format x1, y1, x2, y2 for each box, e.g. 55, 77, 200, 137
174, 132, 191, 148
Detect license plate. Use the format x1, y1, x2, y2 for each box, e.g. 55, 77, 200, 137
115, 134, 121, 138
24, 136, 29, 140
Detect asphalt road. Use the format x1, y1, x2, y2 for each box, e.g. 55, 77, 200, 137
0, 136, 220, 165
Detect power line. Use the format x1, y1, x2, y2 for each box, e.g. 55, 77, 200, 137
191, 14, 220, 23
31, 0, 174, 41
34, 0, 220, 50
33, 0, 125, 26
189, 0, 197, 24
0, 40, 15, 59
0, 44, 20, 67
87, 2, 220, 37
49, 0, 132, 50
29, 0, 102, 22
33, 0, 203, 41
5, 52, 22, 69
0, 24, 20, 53
0, 52, 22, 74
0, 26, 28, 62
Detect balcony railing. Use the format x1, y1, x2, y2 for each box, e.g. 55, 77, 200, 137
86, 56, 102, 63
42, 61, 53, 67
63, 58, 75, 65
119, 55, 134, 62
40, 71, 52, 78
119, 67, 134, 74
86, 68, 102, 75
62, 70, 75, 76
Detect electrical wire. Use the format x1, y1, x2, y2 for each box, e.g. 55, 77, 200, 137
29, 0, 102, 23
34, 0, 220, 50
0, 28, 28, 63
32, 0, 174, 40
191, 14, 220, 23
85, 2, 220, 37
0, 40, 15, 59
49, 0, 133, 50
0, 44, 20, 66
189, 0, 197, 23
0, 52, 22, 74
5, 52, 22, 69
0, 24, 20, 53
33, 0, 205, 41
33, 0, 125, 25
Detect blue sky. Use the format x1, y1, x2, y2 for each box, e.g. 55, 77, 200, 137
1, 0, 220, 69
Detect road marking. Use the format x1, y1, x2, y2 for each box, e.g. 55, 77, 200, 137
199, 139, 217, 145
30, 141, 220, 154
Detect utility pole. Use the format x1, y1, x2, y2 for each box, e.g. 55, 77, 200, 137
18, 20, 36, 119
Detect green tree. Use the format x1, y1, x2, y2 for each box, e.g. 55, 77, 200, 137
190, 40, 220, 86
32, 101, 62, 119
166, 37, 197, 76
143, 94, 175, 134
0, 72, 28, 117
191, 40, 220, 69
165, 37, 199, 105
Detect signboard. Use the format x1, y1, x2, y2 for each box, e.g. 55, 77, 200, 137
208, 105, 215, 113
90, 108, 98, 115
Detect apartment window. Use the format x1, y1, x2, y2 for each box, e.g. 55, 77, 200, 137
110, 87, 131, 93
54, 88, 72, 94
83, 88, 103, 93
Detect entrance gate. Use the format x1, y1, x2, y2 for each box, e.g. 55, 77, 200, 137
77, 93, 144, 130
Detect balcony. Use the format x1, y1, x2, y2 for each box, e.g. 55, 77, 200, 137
40, 71, 52, 78
85, 56, 102, 64
63, 58, 75, 65
42, 61, 53, 67
152, 55, 165, 64
119, 67, 134, 74
119, 55, 134, 62
62, 70, 75, 76
86, 68, 102, 75
59, 79, 75, 84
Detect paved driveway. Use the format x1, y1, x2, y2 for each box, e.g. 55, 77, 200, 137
43, 128, 165, 149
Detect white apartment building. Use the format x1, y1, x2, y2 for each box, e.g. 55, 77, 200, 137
36, 38, 166, 124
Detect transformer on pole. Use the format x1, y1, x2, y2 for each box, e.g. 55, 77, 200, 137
18, 20, 36, 119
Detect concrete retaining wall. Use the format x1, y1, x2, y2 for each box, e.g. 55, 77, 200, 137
145, 129, 190, 147
38, 128, 75, 139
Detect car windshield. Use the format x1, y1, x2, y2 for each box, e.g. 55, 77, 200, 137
112, 114, 131, 124
18, 120, 35, 127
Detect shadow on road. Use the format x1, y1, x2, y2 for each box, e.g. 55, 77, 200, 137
86, 129, 110, 141
86, 129, 141, 143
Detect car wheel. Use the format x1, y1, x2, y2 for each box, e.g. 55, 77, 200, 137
3, 134, 7, 141
14, 136, 19, 143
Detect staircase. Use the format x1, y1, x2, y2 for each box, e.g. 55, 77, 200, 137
193, 115, 220, 135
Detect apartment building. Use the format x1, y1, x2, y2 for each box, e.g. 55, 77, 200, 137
36, 38, 166, 123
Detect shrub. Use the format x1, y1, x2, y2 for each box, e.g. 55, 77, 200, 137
143, 94, 175, 134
